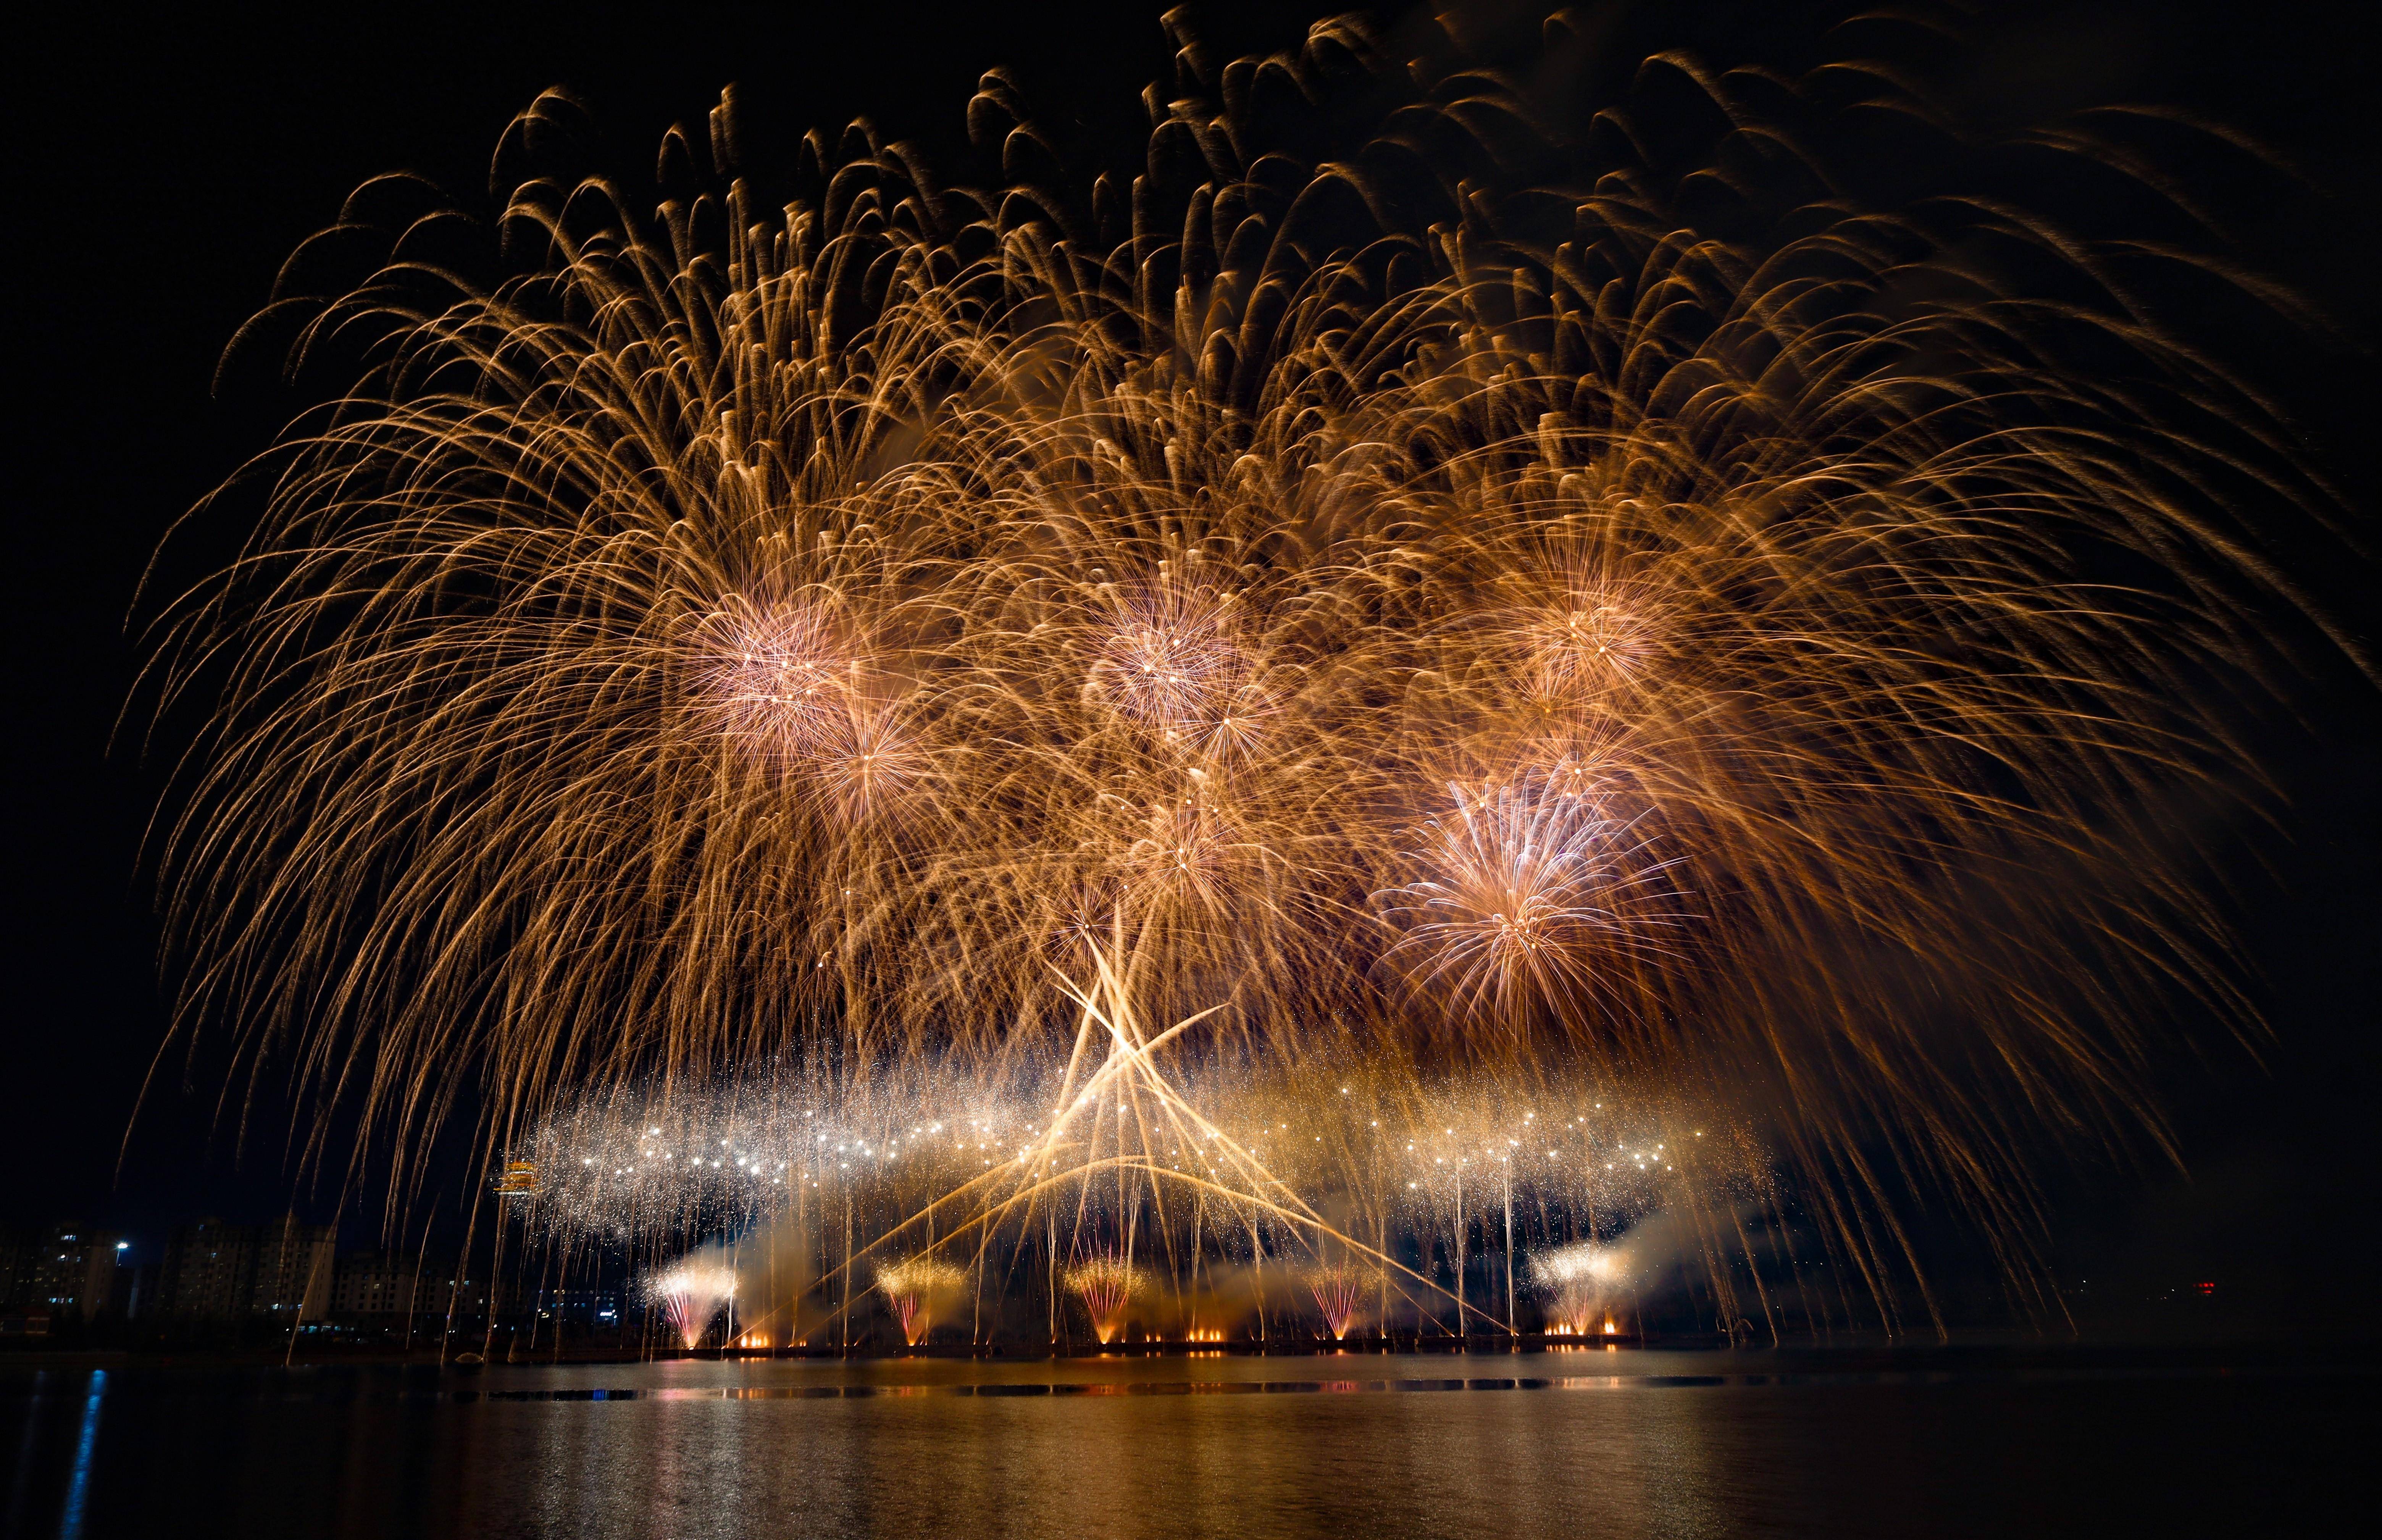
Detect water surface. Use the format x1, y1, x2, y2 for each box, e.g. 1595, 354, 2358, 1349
3, 1348, 2358, 1537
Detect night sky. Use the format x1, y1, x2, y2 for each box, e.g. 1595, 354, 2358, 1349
9, 0, 2372, 1332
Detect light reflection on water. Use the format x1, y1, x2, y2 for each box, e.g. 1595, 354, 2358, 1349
0, 1350, 2360, 1538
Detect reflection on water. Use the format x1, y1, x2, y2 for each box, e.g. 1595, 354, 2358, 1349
0, 1350, 2361, 1538
55, 1369, 103, 1540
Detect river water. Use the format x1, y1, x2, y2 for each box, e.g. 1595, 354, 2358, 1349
1, 1347, 2359, 1537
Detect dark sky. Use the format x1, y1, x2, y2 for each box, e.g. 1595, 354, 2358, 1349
8, 1, 2373, 1330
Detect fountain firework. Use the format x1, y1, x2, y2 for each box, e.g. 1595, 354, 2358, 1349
1533, 1241, 1628, 1338
876, 1258, 967, 1346
1307, 1267, 1371, 1341
1067, 1254, 1146, 1346
646, 1261, 738, 1350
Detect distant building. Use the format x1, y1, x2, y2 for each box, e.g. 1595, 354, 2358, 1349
124, 1261, 162, 1320
158, 1217, 255, 1321
331, 1249, 446, 1317
250, 1214, 335, 1318
0, 1229, 29, 1305
5, 1225, 126, 1319
546, 1286, 625, 1326
158, 1214, 335, 1320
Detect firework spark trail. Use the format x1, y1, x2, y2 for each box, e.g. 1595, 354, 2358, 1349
139, 10, 2352, 1332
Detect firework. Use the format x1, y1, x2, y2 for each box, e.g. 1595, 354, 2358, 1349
142, 9, 2345, 1337
1307, 1266, 1372, 1341
1377, 773, 1686, 1027
1065, 1254, 1146, 1345
1533, 1242, 1628, 1338
876, 1258, 967, 1346
512, 1062, 1762, 1349
646, 1261, 737, 1350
